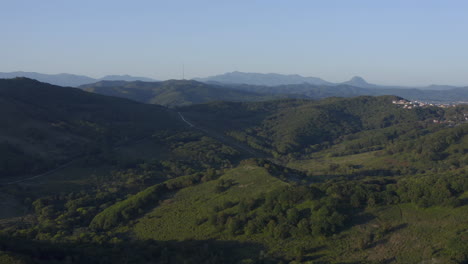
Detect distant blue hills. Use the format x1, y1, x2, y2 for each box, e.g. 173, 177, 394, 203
195, 71, 465, 91
1, 71, 466, 90
0, 71, 156, 87
194, 71, 333, 86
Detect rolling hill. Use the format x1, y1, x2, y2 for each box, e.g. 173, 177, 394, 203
80, 79, 283, 107
0, 78, 182, 180
218, 82, 468, 103
179, 96, 444, 155
194, 71, 332, 86
196, 71, 466, 91
0, 72, 157, 87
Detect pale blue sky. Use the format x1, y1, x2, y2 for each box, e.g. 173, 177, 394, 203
2, 0, 468, 86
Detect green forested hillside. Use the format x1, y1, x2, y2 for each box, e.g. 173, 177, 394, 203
180, 96, 443, 156
1, 81, 468, 263
80, 80, 280, 107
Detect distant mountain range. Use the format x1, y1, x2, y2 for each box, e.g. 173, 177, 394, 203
194, 71, 333, 86
1, 71, 466, 91
0, 72, 157, 87
195, 71, 464, 91
79, 79, 468, 106
1, 71, 467, 104
221, 82, 468, 104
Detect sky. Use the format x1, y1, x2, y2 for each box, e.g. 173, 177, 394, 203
2, 0, 468, 86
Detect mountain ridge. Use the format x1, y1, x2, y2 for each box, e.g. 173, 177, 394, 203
0, 77, 182, 179
195, 71, 467, 90
80, 79, 284, 107
0, 71, 157, 87
194, 71, 333, 86
2, 71, 467, 90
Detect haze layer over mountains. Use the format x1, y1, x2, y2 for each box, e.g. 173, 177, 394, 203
2, 71, 468, 105
2, 71, 466, 91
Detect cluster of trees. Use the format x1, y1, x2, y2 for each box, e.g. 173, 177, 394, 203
204, 169, 468, 242
331, 122, 431, 157
390, 123, 468, 162
206, 185, 347, 239
164, 132, 240, 168
322, 171, 468, 209
90, 183, 167, 230
397, 174, 468, 208
91, 169, 223, 230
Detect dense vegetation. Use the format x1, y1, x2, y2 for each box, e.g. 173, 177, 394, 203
1, 79, 468, 263
180, 96, 445, 157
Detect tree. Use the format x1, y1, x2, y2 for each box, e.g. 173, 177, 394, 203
286, 208, 300, 225
226, 217, 241, 236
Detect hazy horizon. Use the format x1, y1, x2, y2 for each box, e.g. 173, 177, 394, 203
3, 69, 468, 88
2, 0, 468, 86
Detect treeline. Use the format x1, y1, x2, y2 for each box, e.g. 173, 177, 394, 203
203, 171, 468, 243
2, 168, 224, 244
389, 123, 468, 162
207, 186, 346, 240
90, 171, 219, 230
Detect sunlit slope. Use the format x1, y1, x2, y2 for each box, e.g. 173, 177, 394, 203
132, 164, 288, 240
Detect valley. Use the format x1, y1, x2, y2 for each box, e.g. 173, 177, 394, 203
0, 78, 467, 263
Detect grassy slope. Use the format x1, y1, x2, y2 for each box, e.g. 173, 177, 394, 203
133, 165, 288, 240
130, 160, 468, 263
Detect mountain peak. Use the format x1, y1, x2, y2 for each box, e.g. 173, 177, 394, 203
341, 76, 374, 88
348, 76, 368, 84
